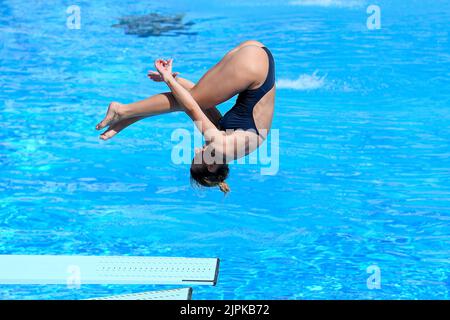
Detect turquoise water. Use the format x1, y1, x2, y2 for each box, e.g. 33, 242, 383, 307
1, 0, 450, 299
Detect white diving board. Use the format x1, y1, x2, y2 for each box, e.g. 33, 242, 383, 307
88, 288, 193, 300
0, 255, 220, 286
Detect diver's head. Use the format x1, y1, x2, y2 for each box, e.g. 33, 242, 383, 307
190, 147, 230, 194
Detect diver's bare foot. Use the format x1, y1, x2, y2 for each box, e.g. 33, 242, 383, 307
96, 102, 124, 130
99, 116, 144, 140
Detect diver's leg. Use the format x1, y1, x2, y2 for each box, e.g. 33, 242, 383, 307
96, 93, 180, 131
96, 76, 198, 131
189, 45, 268, 106
98, 76, 223, 139
99, 98, 222, 140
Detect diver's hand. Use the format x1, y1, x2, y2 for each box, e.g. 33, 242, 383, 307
154, 58, 174, 82
149, 58, 178, 81
147, 70, 179, 82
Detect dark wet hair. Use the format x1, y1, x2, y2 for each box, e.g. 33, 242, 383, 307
190, 163, 230, 194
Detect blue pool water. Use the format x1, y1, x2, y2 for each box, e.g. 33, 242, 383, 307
1, 0, 449, 299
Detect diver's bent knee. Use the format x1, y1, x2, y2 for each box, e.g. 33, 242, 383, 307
237, 40, 264, 49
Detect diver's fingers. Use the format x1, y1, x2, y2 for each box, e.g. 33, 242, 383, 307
147, 71, 164, 82
155, 59, 165, 69
147, 75, 163, 82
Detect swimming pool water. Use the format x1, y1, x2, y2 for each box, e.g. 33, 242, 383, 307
1, 0, 449, 299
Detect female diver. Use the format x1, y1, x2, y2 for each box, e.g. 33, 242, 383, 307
96, 40, 275, 193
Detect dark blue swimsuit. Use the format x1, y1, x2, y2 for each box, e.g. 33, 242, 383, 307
219, 47, 275, 136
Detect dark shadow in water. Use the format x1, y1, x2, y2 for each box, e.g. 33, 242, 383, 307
112, 13, 196, 37
0, 0, 12, 25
